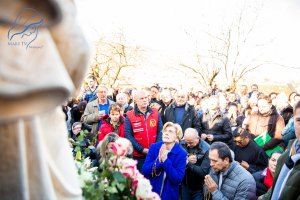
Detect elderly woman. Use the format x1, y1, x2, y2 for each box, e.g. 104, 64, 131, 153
142, 122, 187, 200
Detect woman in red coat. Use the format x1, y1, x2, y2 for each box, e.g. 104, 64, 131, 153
98, 103, 125, 142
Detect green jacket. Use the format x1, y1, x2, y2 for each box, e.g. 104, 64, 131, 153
263, 139, 300, 200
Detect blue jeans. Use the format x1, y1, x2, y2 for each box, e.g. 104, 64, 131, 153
133, 156, 146, 173
181, 184, 203, 200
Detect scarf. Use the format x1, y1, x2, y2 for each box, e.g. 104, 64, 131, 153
263, 168, 273, 189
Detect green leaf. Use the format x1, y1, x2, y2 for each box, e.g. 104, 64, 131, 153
84, 129, 89, 134
107, 186, 118, 193
85, 148, 91, 154
75, 146, 81, 151
75, 151, 82, 161
77, 134, 84, 141
116, 182, 125, 192
102, 170, 111, 178
113, 171, 126, 183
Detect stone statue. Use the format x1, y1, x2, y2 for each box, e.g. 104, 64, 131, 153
0, 0, 89, 199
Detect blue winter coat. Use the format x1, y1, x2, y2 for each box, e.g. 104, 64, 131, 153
142, 142, 187, 200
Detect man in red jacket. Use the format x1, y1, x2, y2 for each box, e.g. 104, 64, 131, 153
98, 103, 125, 142
125, 90, 163, 171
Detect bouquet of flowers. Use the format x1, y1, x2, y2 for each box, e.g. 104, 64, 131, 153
76, 137, 160, 200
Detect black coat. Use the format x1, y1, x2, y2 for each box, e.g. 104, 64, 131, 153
233, 140, 268, 174
163, 102, 202, 134
199, 110, 233, 148
280, 105, 293, 125
180, 140, 210, 190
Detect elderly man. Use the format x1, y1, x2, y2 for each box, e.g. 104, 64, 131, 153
180, 128, 210, 200
125, 90, 163, 171
164, 89, 201, 136
204, 142, 256, 200
116, 92, 133, 116
82, 84, 114, 138
261, 100, 300, 200
200, 95, 233, 148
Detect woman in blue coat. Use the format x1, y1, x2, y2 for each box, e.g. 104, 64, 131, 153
142, 122, 187, 200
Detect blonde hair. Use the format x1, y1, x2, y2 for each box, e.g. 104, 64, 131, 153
162, 122, 183, 142
97, 132, 119, 163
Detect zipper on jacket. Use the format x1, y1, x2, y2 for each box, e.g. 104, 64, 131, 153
145, 115, 150, 147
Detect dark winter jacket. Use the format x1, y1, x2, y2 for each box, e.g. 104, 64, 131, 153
199, 110, 233, 148
180, 139, 210, 190
232, 140, 268, 174
164, 102, 202, 135
280, 105, 293, 125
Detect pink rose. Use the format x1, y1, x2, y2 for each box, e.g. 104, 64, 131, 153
135, 177, 154, 200
108, 156, 117, 168
111, 137, 131, 156
117, 157, 138, 178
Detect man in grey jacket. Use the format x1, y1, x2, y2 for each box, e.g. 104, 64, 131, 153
204, 142, 256, 200
82, 84, 114, 138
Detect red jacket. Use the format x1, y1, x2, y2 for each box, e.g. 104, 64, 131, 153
98, 115, 125, 142
126, 108, 159, 157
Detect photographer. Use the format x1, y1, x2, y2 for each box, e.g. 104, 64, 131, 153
180, 128, 211, 200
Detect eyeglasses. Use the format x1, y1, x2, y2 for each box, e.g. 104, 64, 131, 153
73, 126, 82, 130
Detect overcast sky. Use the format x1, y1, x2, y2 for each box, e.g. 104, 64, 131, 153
75, 0, 300, 88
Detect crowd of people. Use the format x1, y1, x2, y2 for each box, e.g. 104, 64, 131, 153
63, 75, 300, 200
